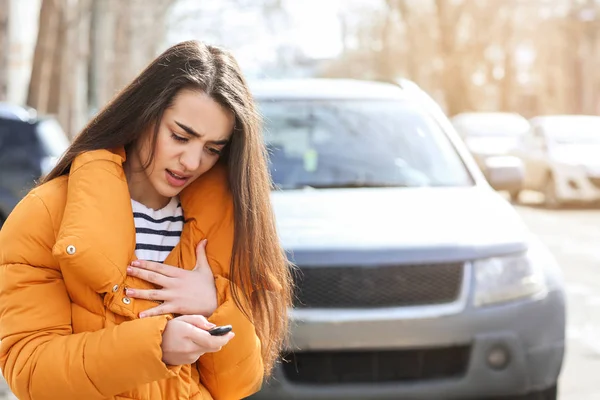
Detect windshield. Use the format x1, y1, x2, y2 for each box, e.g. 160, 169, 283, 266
259, 99, 473, 190
543, 117, 600, 145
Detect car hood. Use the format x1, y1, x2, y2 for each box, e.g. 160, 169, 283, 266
271, 186, 530, 263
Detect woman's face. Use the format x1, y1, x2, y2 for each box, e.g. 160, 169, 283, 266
128, 89, 234, 209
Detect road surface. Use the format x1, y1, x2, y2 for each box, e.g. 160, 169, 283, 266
515, 198, 600, 400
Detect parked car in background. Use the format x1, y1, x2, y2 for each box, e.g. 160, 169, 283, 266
451, 112, 529, 198
510, 115, 600, 208
249, 79, 565, 400
0, 103, 69, 227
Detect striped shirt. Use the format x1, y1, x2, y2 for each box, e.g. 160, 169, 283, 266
131, 197, 184, 263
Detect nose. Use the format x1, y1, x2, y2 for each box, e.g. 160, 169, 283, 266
179, 146, 202, 172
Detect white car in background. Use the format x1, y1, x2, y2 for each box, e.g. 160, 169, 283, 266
511, 115, 600, 207
451, 112, 529, 198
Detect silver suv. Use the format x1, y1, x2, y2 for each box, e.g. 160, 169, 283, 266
250, 79, 565, 400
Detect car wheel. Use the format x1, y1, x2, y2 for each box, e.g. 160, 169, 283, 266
526, 384, 557, 400
496, 384, 557, 400
543, 175, 561, 209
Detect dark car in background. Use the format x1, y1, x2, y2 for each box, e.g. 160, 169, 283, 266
0, 103, 69, 227
249, 79, 564, 400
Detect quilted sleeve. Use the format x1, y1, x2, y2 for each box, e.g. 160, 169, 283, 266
0, 193, 178, 400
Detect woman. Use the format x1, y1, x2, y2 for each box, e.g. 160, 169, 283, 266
0, 40, 292, 400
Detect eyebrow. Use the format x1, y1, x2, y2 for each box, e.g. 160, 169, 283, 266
175, 121, 229, 145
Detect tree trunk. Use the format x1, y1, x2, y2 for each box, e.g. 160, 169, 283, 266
499, 13, 515, 112
57, 0, 91, 137
48, 3, 66, 115
395, 0, 419, 82
27, 0, 62, 111
435, 0, 471, 116
0, 0, 9, 101
111, 0, 132, 94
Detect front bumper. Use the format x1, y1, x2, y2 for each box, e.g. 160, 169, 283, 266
251, 288, 565, 400
554, 166, 600, 202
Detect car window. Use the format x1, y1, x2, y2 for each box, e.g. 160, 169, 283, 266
35, 118, 70, 158
259, 99, 474, 189
542, 117, 600, 144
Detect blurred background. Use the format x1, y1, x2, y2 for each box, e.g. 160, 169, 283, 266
3, 1, 600, 400
4, 0, 600, 135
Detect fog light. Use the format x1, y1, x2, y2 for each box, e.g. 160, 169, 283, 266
487, 346, 510, 370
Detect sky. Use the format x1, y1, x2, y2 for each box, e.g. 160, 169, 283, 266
167, 0, 351, 61
284, 0, 345, 59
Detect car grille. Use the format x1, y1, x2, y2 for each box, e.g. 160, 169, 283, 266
281, 346, 471, 384
292, 262, 464, 308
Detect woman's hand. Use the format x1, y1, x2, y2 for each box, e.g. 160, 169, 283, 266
126, 239, 218, 318
161, 314, 235, 366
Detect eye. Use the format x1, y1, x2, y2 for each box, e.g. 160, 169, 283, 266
171, 132, 188, 143
207, 147, 222, 156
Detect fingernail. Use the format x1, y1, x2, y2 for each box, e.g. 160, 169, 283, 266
126, 267, 133, 274
139, 313, 146, 318
207, 322, 216, 328
131, 261, 141, 267
126, 288, 133, 295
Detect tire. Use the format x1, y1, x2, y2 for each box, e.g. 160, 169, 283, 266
542, 175, 561, 209
497, 384, 557, 400
540, 385, 557, 400
525, 384, 557, 400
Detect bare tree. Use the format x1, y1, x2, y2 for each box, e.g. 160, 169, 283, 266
0, 0, 9, 101
27, 0, 92, 137
27, 0, 177, 137
28, 0, 61, 112
87, 0, 177, 114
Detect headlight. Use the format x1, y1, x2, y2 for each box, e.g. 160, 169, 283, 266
474, 246, 549, 307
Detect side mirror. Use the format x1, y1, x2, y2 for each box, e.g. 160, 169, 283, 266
484, 156, 524, 192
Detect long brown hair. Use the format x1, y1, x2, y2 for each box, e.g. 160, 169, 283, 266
42, 40, 293, 374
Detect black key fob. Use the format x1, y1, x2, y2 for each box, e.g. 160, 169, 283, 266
208, 325, 233, 336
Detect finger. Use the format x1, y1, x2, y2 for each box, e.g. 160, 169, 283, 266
126, 288, 170, 302
193, 239, 210, 271
138, 303, 170, 318
204, 332, 235, 351
177, 314, 216, 330
131, 260, 182, 278
127, 265, 171, 286
189, 330, 235, 352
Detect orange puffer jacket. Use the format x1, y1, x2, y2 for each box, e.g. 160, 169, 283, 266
0, 149, 263, 400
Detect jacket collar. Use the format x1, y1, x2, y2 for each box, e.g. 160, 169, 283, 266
53, 148, 233, 319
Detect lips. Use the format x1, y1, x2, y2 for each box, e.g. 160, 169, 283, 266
167, 170, 190, 179
165, 169, 191, 187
